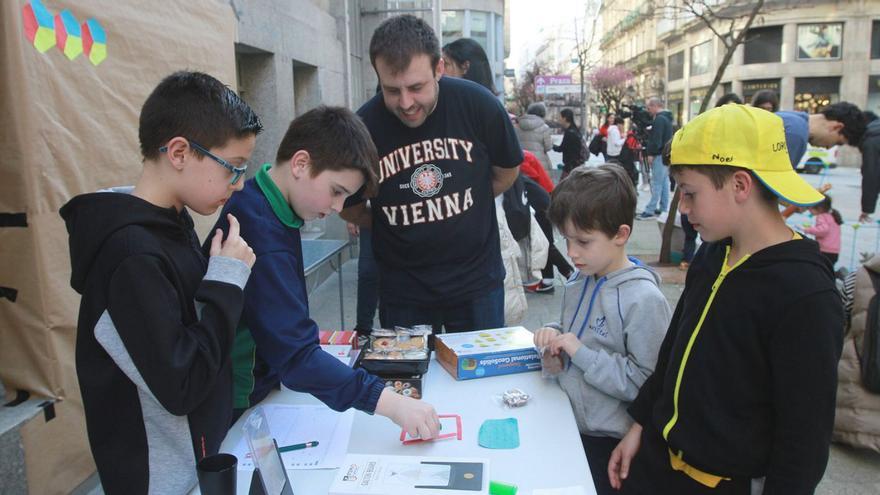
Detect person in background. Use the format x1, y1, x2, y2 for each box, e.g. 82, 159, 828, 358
605, 114, 625, 163
714, 93, 742, 107
516, 102, 554, 173
804, 195, 843, 266
599, 113, 614, 161
554, 108, 584, 180
751, 89, 779, 112
637, 97, 674, 220
349, 221, 379, 335
776, 102, 865, 168
859, 111, 880, 222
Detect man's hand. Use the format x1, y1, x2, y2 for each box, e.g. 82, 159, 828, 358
860, 212, 873, 223
375, 388, 440, 440
346, 222, 360, 237
609, 422, 643, 490
340, 202, 372, 228
209, 214, 256, 268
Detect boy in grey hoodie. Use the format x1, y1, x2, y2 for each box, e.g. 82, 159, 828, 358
534, 165, 671, 495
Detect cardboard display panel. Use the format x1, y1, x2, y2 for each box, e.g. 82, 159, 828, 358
1, 1, 237, 492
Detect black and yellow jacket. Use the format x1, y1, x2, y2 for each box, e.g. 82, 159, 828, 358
629, 236, 844, 494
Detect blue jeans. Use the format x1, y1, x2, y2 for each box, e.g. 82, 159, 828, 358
355, 228, 379, 331
644, 155, 670, 214
379, 285, 505, 334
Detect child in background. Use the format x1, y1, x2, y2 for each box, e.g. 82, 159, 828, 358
805, 195, 843, 265
533, 165, 671, 495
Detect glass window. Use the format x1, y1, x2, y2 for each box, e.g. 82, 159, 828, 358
690, 41, 712, 76
743, 26, 783, 64
872, 21, 880, 59
470, 11, 490, 53
689, 87, 709, 119
797, 23, 843, 61
794, 77, 840, 113
868, 76, 880, 114
668, 51, 684, 81
442, 11, 464, 43
742, 79, 781, 102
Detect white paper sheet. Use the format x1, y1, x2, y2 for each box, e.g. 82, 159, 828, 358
532, 485, 590, 495
233, 404, 354, 471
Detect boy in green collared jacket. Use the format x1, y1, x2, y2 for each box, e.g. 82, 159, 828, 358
609, 104, 843, 495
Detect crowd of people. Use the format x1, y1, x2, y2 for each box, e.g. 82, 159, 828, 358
58, 12, 880, 495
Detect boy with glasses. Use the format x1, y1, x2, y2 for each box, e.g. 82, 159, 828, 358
60, 71, 261, 494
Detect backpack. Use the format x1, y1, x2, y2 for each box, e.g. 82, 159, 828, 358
578, 133, 590, 165
502, 175, 531, 241
860, 270, 880, 393
587, 132, 603, 157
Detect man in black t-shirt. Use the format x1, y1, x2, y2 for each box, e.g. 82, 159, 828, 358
342, 15, 523, 333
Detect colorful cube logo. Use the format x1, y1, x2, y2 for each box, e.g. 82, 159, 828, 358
22, 2, 106, 65
22, 0, 55, 53
55, 10, 83, 60
82, 19, 107, 66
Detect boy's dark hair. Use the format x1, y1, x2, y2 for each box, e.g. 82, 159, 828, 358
275, 106, 378, 195
548, 164, 636, 238
715, 93, 743, 107
442, 38, 496, 94
139, 71, 262, 161
821, 102, 867, 146
369, 15, 440, 74
750, 89, 779, 112
560, 108, 575, 126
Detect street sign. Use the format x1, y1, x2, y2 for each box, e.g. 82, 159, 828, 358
534, 75, 580, 95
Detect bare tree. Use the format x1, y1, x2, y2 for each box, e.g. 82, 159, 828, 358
657, 0, 767, 264
571, 0, 602, 128
511, 60, 552, 116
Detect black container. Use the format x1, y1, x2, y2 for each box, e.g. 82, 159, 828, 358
196, 453, 237, 495
354, 347, 431, 376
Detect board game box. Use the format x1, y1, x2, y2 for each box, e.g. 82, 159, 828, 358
434, 327, 540, 380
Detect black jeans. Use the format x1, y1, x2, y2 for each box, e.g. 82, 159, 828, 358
581, 434, 620, 495
620, 426, 751, 495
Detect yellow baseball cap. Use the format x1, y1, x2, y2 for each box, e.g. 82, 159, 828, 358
669, 104, 824, 206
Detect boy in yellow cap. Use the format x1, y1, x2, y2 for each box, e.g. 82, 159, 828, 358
608, 104, 844, 494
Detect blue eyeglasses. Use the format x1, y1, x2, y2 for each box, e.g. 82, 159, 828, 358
159, 139, 248, 185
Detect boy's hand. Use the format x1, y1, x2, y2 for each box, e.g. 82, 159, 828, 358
608, 422, 643, 490
375, 388, 440, 441
534, 327, 561, 351
210, 214, 256, 268
550, 333, 582, 357
346, 222, 360, 237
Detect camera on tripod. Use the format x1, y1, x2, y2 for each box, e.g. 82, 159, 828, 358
618, 104, 653, 142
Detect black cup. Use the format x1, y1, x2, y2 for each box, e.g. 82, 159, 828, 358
196, 453, 237, 495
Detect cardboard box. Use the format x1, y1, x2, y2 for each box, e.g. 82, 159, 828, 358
378, 374, 423, 399
329, 454, 489, 494
435, 327, 540, 380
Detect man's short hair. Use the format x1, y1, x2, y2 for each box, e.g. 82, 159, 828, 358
560, 108, 574, 124
548, 165, 636, 238
646, 96, 664, 108
139, 71, 262, 161
275, 106, 378, 195
526, 102, 546, 118
821, 102, 867, 146
369, 15, 440, 74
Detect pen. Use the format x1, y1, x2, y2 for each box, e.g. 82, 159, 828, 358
278, 441, 319, 453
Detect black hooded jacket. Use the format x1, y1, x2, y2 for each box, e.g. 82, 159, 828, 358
60, 189, 249, 495
860, 119, 880, 214
629, 237, 844, 494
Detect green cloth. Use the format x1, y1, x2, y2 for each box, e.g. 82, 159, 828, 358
255, 163, 303, 228
478, 418, 519, 449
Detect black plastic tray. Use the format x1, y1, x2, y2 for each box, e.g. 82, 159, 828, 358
354, 347, 431, 376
